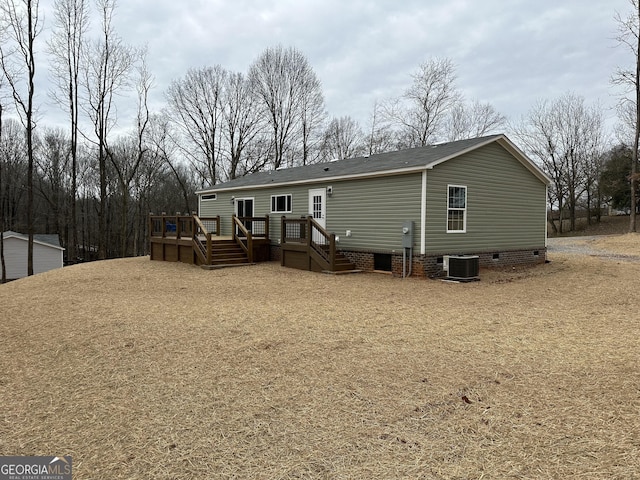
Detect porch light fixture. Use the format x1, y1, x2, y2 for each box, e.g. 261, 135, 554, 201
327, 186, 333, 197
230, 196, 235, 204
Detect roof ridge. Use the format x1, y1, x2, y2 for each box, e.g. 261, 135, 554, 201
197, 134, 514, 193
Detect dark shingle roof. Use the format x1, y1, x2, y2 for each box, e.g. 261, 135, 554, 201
198, 134, 550, 193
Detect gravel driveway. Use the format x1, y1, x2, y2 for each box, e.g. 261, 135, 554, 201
547, 236, 640, 262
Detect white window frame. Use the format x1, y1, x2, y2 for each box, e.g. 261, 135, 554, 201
447, 185, 467, 233
201, 193, 217, 201
270, 194, 293, 214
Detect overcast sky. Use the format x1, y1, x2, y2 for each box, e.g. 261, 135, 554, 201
33, 0, 634, 139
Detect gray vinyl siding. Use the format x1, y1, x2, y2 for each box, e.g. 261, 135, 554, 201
200, 185, 322, 241
425, 143, 546, 254
199, 142, 546, 255
199, 173, 424, 251
199, 194, 235, 234
327, 174, 423, 251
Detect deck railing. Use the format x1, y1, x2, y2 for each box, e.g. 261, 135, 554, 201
194, 215, 219, 265
281, 216, 336, 271
150, 215, 195, 238
150, 215, 221, 237
232, 215, 270, 263
151, 214, 268, 265
150, 214, 221, 265
197, 216, 220, 237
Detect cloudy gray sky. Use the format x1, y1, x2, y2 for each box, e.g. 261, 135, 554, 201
36, 0, 633, 138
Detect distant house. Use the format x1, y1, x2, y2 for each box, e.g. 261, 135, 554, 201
151, 134, 550, 277
1, 231, 64, 280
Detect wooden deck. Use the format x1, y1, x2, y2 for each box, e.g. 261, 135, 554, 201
149, 215, 269, 267
280, 216, 357, 273
149, 214, 357, 273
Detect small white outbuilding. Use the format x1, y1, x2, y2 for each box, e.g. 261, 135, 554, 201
1, 231, 64, 280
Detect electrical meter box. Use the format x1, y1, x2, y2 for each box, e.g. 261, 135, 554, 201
402, 221, 414, 248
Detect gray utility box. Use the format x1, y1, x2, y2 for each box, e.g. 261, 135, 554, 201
445, 255, 480, 280
402, 221, 414, 248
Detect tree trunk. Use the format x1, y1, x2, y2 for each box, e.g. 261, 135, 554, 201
26, 0, 36, 276
631, 2, 640, 232
98, 142, 107, 259
0, 102, 5, 283
120, 185, 128, 257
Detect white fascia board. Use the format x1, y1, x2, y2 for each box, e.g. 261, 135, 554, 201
197, 165, 429, 194
33, 240, 65, 251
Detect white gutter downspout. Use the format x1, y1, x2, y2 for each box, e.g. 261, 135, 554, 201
421, 170, 427, 255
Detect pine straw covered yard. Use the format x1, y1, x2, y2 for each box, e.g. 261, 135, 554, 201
1, 235, 640, 479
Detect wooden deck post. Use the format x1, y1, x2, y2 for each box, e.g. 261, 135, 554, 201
329, 233, 336, 272
306, 216, 312, 270
232, 214, 237, 242
280, 216, 286, 266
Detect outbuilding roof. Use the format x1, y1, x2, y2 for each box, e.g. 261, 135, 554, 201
197, 134, 551, 194
2, 231, 64, 250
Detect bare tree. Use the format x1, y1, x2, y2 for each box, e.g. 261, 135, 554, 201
248, 45, 325, 169
0, 118, 27, 231
81, 0, 135, 259
36, 128, 71, 238
165, 65, 226, 186
446, 100, 506, 141
0, 0, 40, 275
298, 70, 326, 165
48, 0, 89, 263
385, 58, 459, 148
365, 99, 397, 155
109, 51, 151, 256
513, 93, 605, 232
146, 113, 194, 213
613, 0, 640, 232
222, 71, 266, 179
320, 116, 365, 161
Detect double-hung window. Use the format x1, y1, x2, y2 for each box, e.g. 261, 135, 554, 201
447, 185, 467, 233
271, 194, 292, 213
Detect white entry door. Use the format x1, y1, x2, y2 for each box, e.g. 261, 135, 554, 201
309, 188, 326, 228
309, 188, 326, 243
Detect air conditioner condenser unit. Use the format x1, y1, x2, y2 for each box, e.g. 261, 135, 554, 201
444, 255, 479, 281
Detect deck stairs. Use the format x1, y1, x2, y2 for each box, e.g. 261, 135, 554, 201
209, 239, 250, 266
314, 244, 358, 273
194, 237, 252, 268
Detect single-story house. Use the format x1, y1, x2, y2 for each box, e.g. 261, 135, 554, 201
191, 134, 550, 277
1, 231, 64, 280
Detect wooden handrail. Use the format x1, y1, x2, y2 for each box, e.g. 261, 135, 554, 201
193, 215, 209, 236
232, 215, 253, 263
193, 215, 214, 265
308, 216, 334, 269
281, 215, 337, 271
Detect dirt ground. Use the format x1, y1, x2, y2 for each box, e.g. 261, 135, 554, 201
1, 235, 639, 479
